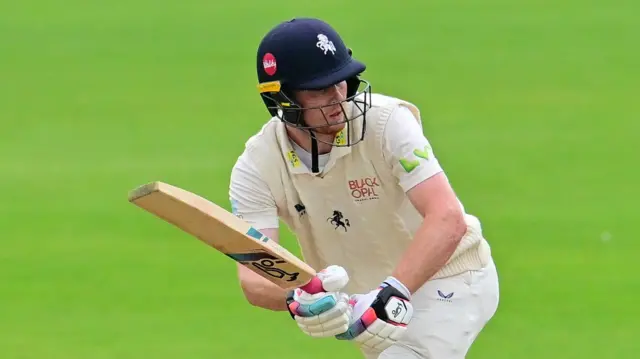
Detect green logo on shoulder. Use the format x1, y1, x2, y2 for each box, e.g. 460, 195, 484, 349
399, 158, 420, 173
399, 145, 432, 173
413, 145, 431, 160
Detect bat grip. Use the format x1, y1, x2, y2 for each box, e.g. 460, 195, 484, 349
299, 276, 324, 294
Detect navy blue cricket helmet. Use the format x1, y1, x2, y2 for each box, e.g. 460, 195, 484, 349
255, 18, 372, 169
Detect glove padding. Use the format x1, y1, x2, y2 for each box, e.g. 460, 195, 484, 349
286, 265, 352, 338
336, 277, 414, 351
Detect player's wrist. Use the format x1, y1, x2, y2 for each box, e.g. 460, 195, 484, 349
382, 276, 411, 299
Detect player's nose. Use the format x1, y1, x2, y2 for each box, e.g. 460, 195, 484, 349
327, 84, 346, 102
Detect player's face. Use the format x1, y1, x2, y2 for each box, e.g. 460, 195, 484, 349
295, 81, 348, 135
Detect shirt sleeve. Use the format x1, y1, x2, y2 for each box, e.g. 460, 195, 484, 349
382, 105, 444, 192
229, 151, 279, 230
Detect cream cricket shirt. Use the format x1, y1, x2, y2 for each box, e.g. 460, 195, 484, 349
229, 94, 491, 294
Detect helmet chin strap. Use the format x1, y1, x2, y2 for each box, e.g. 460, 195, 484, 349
309, 131, 320, 173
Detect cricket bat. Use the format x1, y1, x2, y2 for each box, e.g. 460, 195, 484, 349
128, 181, 323, 293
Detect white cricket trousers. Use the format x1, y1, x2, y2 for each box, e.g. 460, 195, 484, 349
361, 259, 500, 359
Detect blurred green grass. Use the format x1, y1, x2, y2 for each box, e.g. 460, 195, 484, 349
1, 1, 638, 358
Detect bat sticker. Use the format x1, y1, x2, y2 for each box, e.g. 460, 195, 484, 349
226, 250, 300, 282
245, 227, 270, 243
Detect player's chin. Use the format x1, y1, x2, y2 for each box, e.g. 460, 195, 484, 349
317, 122, 345, 135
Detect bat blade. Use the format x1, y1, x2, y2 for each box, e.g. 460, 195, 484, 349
128, 181, 317, 290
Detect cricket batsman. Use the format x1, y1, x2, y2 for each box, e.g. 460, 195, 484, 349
229, 17, 500, 359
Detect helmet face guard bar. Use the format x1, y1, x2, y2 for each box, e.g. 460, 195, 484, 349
259, 79, 372, 148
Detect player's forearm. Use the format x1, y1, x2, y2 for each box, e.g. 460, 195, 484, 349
239, 273, 289, 311
391, 210, 466, 294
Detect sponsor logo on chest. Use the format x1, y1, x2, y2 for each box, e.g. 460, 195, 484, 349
348, 176, 380, 202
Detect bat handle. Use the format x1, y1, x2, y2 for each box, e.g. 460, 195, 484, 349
299, 276, 324, 294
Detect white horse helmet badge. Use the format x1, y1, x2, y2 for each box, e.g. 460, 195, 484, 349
316, 34, 337, 55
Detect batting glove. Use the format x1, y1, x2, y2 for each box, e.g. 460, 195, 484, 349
285, 265, 352, 338
335, 276, 413, 351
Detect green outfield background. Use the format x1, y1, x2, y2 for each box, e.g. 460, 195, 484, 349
1, 1, 637, 358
